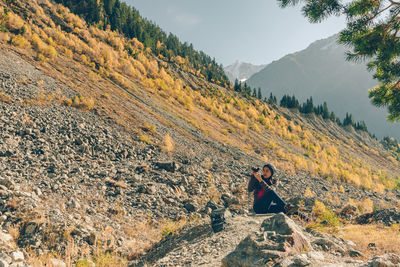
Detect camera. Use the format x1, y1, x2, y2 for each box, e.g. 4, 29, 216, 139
252, 167, 260, 172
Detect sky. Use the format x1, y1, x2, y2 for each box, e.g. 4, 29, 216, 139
124, 0, 347, 66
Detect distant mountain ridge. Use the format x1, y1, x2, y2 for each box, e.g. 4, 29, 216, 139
247, 34, 400, 139
224, 61, 266, 83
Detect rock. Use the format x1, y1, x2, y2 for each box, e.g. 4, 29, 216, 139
361, 253, 400, 267
292, 254, 311, 266
356, 209, 400, 226
206, 201, 219, 211
85, 232, 96, 245
163, 197, 175, 205
222, 213, 311, 267
135, 165, 149, 174
346, 240, 356, 247
349, 249, 363, 257
210, 208, 229, 233
221, 193, 239, 207
0, 232, 12, 245
155, 162, 177, 172
277, 258, 294, 267
21, 222, 38, 236
10, 251, 24, 262
0, 179, 14, 190
0, 253, 11, 265
0, 259, 8, 267
312, 238, 346, 255
307, 251, 324, 261
49, 258, 66, 267
340, 204, 359, 220
183, 200, 197, 213
368, 243, 378, 251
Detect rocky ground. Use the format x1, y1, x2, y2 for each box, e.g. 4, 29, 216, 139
133, 212, 400, 267
0, 48, 400, 267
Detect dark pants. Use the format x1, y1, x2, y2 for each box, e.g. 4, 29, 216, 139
253, 189, 286, 214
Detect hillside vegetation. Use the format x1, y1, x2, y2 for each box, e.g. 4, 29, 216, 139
0, 0, 400, 265
0, 0, 399, 192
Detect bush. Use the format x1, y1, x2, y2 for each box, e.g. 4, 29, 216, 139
63, 95, 94, 111
11, 35, 30, 48
140, 135, 152, 145
307, 200, 341, 232
5, 12, 24, 32
162, 134, 175, 153
0, 32, 10, 42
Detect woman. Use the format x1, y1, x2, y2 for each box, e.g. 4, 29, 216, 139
248, 163, 287, 214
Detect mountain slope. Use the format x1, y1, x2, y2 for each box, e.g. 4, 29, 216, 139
0, 1, 399, 266
246, 35, 400, 139
224, 61, 266, 82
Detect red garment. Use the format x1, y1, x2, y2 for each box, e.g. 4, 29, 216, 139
256, 188, 266, 199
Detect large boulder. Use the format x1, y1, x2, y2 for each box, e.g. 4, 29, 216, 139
222, 213, 311, 267
360, 253, 400, 267
356, 208, 400, 226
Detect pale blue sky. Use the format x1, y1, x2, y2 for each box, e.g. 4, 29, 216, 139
125, 0, 346, 66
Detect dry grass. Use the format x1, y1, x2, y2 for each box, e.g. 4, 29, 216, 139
105, 178, 128, 189
11, 35, 30, 48
7, 225, 20, 241
139, 134, 152, 145
63, 95, 95, 111
162, 134, 175, 153
0, 90, 11, 103
304, 187, 315, 198
143, 122, 156, 133
338, 224, 400, 260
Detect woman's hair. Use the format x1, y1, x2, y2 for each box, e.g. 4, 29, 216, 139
263, 163, 276, 177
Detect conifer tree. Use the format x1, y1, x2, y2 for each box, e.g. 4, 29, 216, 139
257, 88, 262, 100
343, 113, 354, 126
330, 111, 336, 122
300, 97, 314, 114
53, 0, 230, 87
268, 92, 277, 105
277, 0, 400, 121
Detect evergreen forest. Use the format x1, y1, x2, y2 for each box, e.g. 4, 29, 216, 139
54, 0, 230, 86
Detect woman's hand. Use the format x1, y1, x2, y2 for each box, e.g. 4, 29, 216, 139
252, 171, 262, 183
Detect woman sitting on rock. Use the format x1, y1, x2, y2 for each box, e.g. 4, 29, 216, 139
248, 163, 289, 214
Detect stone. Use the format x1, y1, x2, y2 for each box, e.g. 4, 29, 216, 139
22, 222, 38, 236
349, 249, 363, 257
210, 208, 229, 233
10, 251, 24, 262
340, 204, 359, 220
222, 214, 311, 267
221, 193, 239, 207
0, 253, 11, 265
49, 258, 66, 267
206, 201, 219, 211
313, 238, 346, 255
0, 179, 14, 190
356, 209, 400, 226
0, 232, 13, 245
0, 259, 8, 267
155, 162, 177, 172
307, 251, 325, 261
292, 254, 311, 266
277, 258, 294, 267
85, 232, 96, 246
345, 240, 356, 247
9, 263, 25, 267
368, 243, 378, 251
183, 200, 197, 213
361, 253, 400, 267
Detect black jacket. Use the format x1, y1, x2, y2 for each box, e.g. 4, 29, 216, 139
248, 174, 277, 202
